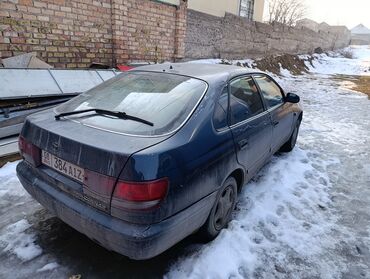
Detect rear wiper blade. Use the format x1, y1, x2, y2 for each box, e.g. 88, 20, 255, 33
55, 108, 154, 127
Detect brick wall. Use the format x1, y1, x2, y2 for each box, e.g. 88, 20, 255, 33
185, 10, 351, 60
0, 0, 113, 68
111, 0, 186, 65
0, 0, 187, 68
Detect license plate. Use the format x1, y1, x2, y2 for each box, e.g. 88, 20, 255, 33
41, 150, 84, 183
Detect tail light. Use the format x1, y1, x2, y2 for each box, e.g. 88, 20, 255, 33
18, 136, 41, 166
83, 170, 168, 212
111, 178, 169, 211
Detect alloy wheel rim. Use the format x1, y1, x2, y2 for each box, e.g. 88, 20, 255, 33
214, 185, 235, 231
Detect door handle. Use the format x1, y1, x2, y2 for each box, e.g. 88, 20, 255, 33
273, 121, 279, 126
238, 139, 249, 150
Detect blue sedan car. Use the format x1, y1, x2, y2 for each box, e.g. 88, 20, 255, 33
16, 63, 302, 260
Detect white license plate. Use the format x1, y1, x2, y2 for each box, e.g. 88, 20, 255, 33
41, 150, 84, 183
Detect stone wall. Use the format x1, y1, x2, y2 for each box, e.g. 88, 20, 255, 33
185, 10, 351, 60
0, 0, 187, 68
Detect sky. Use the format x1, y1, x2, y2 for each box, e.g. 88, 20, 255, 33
303, 0, 370, 29
263, 0, 370, 29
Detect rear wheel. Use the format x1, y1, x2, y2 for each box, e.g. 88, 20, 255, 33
199, 177, 237, 241
280, 118, 301, 152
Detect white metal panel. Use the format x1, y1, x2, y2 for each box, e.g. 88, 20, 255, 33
97, 70, 117, 81
0, 136, 18, 157
0, 68, 119, 99
50, 70, 103, 93
0, 69, 62, 98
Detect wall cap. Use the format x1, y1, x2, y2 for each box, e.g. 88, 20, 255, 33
154, 0, 180, 6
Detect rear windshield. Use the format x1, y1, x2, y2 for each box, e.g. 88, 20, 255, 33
55, 71, 207, 136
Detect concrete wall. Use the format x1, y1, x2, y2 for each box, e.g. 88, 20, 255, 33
351, 34, 370, 45
0, 0, 187, 68
185, 10, 351, 59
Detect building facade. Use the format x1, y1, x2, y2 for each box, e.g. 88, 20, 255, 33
351, 24, 370, 45
187, 0, 265, 22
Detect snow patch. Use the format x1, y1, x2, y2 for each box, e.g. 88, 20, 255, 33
0, 161, 28, 198
37, 262, 59, 272
0, 219, 42, 261
279, 64, 293, 77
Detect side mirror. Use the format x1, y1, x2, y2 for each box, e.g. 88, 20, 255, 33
285, 92, 300, 103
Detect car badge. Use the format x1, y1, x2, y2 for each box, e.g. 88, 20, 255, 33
52, 141, 59, 151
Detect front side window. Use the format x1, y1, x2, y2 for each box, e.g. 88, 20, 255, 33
56, 72, 207, 136
254, 75, 284, 108
230, 76, 264, 125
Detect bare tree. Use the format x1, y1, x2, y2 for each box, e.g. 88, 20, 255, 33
268, 0, 307, 26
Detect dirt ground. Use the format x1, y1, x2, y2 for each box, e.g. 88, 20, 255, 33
0, 153, 20, 168
333, 74, 370, 98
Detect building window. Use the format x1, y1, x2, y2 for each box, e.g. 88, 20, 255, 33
239, 0, 255, 20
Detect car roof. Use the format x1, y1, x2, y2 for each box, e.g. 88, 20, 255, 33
131, 63, 263, 83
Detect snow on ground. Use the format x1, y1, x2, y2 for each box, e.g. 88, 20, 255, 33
166, 46, 370, 278
167, 149, 339, 278
302, 45, 370, 76
0, 46, 370, 278
0, 161, 28, 198
0, 161, 43, 263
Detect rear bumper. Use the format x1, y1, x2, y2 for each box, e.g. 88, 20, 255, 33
16, 161, 216, 260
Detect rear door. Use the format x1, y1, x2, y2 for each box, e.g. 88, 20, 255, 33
253, 75, 293, 153
229, 75, 272, 176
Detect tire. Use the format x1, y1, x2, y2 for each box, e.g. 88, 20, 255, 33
280, 118, 301, 152
199, 176, 238, 241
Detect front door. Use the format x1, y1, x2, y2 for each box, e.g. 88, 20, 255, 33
254, 75, 294, 153
229, 76, 272, 177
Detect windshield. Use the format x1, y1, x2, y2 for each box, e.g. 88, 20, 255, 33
55, 71, 208, 136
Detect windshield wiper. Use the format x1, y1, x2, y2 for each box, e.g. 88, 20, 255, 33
55, 108, 154, 127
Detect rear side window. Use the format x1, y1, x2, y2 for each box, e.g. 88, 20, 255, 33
230, 76, 264, 125
56, 72, 207, 136
254, 75, 284, 108
213, 86, 228, 130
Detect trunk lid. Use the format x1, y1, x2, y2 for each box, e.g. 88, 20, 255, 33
21, 109, 169, 212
